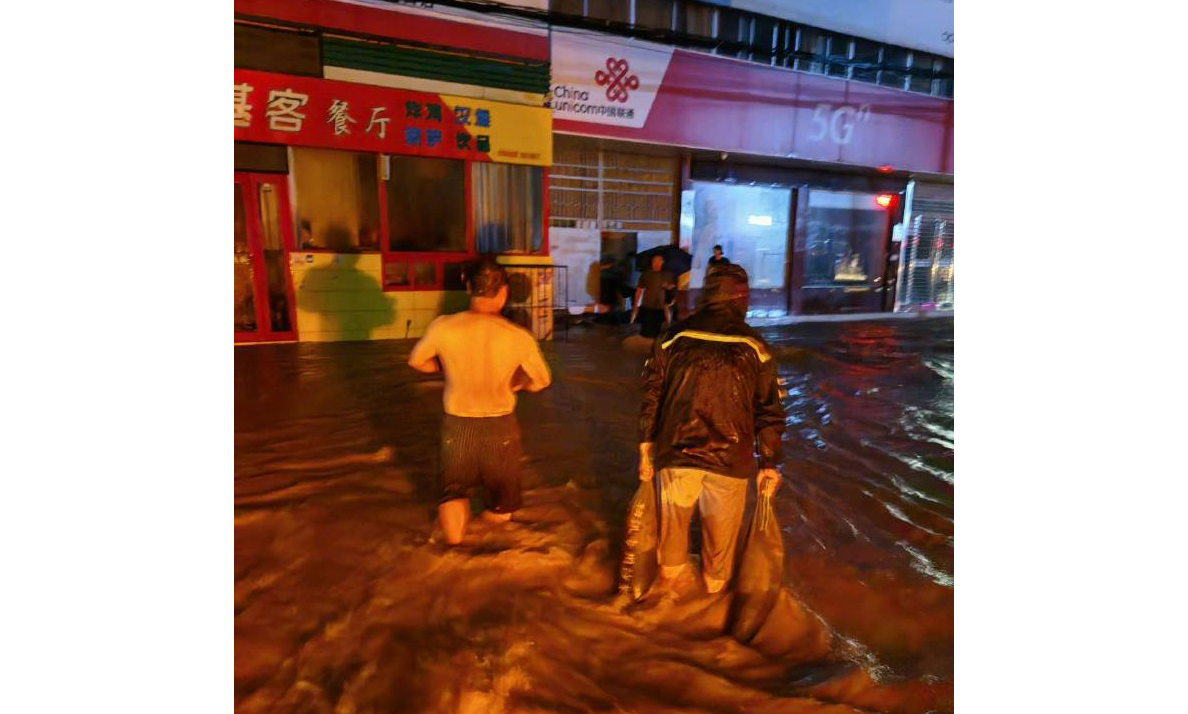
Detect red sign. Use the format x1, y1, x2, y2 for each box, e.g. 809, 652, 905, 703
554, 46, 953, 175
233, 69, 551, 166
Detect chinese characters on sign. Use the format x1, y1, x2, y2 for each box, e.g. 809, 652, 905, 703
366, 107, 390, 138
236, 79, 491, 156
234, 83, 253, 127
266, 89, 309, 132
233, 69, 550, 165
550, 33, 673, 129
326, 100, 356, 136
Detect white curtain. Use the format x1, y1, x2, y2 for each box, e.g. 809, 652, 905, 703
472, 163, 543, 253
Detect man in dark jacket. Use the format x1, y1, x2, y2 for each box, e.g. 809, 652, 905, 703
637, 264, 785, 596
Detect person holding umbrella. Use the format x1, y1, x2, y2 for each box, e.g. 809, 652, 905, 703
631, 254, 675, 339
634, 246, 693, 328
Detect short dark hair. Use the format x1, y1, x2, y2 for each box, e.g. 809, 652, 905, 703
713, 244, 723, 252
464, 256, 507, 298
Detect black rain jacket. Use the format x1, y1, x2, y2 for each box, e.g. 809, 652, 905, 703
639, 303, 786, 479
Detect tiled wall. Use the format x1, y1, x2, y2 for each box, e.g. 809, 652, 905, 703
289, 253, 467, 341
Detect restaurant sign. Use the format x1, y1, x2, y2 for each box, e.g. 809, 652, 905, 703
234, 69, 551, 166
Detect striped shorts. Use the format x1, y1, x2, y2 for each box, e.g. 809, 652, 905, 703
440, 414, 523, 514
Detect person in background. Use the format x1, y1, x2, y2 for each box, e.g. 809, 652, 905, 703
597, 255, 619, 318
707, 244, 731, 274
408, 257, 552, 545
637, 264, 785, 599
618, 252, 639, 320
631, 254, 675, 339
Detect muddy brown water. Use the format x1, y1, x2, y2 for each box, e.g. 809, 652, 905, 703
235, 317, 954, 714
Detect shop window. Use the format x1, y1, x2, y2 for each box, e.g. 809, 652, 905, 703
587, 0, 629, 24
472, 163, 543, 253
235, 141, 288, 174
443, 261, 467, 291
803, 191, 888, 289
413, 261, 438, 288
551, 0, 583, 16
635, 0, 675, 31
750, 16, 778, 64
234, 23, 321, 77
689, 182, 790, 291
879, 46, 909, 89
291, 148, 382, 252
675, 1, 714, 39
795, 28, 828, 74
851, 40, 880, 83
387, 156, 467, 252
908, 52, 936, 93
778, 24, 797, 67
716, 8, 748, 57
384, 261, 411, 288
826, 34, 852, 78
933, 57, 954, 98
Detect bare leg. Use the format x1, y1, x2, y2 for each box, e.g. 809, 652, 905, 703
438, 498, 470, 545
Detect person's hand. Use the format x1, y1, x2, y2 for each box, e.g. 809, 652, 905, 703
639, 443, 654, 481
756, 468, 780, 497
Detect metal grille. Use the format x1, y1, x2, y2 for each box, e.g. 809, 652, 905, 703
898, 198, 954, 311
502, 264, 570, 341
550, 139, 676, 231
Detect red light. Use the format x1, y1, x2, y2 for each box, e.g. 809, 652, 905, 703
877, 165, 894, 173
875, 194, 895, 208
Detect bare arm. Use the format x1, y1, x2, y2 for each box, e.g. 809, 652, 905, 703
409, 356, 440, 374
515, 336, 552, 392
408, 322, 440, 373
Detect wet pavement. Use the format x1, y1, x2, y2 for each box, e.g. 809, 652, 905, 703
235, 316, 953, 714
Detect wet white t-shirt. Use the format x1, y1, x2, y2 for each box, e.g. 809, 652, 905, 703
408, 311, 551, 417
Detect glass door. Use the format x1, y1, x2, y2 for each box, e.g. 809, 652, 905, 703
794, 190, 894, 314
234, 173, 298, 343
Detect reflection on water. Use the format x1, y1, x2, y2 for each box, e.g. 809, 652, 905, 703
235, 317, 953, 714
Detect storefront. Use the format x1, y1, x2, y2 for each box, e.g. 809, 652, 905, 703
548, 26, 953, 316
232, 0, 553, 343
548, 135, 681, 315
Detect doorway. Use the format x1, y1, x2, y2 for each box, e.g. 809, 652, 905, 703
235, 173, 298, 343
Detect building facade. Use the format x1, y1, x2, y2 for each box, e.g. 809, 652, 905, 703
540, 0, 954, 317
233, 0, 955, 345
234, 0, 554, 344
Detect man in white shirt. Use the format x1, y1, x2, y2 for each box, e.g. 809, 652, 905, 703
408, 258, 552, 545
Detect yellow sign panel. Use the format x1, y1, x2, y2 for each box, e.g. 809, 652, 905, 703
441, 94, 552, 167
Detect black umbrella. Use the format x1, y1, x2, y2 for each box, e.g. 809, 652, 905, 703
635, 245, 693, 276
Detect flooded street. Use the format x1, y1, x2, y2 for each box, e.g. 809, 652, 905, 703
235, 316, 953, 714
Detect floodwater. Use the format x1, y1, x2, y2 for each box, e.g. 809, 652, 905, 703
235, 316, 954, 714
